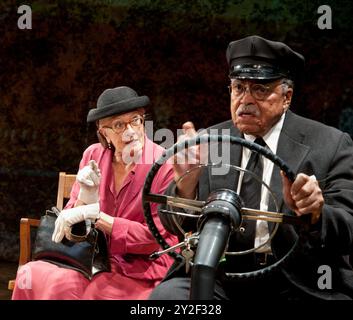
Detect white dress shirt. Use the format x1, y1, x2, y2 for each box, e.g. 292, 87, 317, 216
237, 112, 286, 253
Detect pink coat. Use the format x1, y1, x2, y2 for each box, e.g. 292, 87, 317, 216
12, 137, 178, 299
66, 137, 177, 281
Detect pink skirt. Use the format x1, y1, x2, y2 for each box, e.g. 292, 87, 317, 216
12, 260, 160, 300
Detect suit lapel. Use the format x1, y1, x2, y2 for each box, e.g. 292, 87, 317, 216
268, 111, 311, 231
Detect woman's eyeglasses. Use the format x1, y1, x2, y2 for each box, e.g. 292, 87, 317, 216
102, 115, 145, 134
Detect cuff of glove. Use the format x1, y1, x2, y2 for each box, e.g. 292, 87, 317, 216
94, 211, 114, 235
78, 189, 99, 205
82, 202, 101, 221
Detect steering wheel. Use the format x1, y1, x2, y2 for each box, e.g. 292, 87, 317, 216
142, 134, 310, 297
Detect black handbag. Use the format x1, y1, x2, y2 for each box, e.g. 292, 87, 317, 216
33, 208, 110, 280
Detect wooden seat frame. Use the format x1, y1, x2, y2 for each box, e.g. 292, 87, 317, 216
8, 172, 76, 290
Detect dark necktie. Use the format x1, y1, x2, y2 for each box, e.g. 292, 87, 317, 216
240, 137, 266, 210
230, 137, 266, 251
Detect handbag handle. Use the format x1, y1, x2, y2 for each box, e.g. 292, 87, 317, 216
46, 207, 94, 243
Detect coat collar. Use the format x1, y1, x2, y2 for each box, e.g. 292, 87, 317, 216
113, 136, 162, 214
268, 110, 311, 212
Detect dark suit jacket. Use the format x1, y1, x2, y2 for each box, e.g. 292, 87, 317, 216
160, 110, 353, 300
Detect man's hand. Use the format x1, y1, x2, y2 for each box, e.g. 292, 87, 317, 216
172, 122, 204, 199
52, 203, 100, 243
281, 172, 324, 224
77, 160, 101, 204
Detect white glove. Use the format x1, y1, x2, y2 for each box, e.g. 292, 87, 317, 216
52, 203, 100, 243
77, 160, 101, 204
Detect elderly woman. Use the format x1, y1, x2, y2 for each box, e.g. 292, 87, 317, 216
12, 86, 177, 299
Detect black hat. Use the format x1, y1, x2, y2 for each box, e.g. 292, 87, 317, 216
226, 35, 305, 81
87, 86, 150, 122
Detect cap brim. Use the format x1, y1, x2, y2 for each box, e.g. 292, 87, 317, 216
229, 64, 289, 80
87, 96, 150, 122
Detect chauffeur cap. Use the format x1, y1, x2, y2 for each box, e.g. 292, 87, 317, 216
226, 35, 305, 81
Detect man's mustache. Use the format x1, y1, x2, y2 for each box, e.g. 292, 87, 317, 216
236, 104, 260, 117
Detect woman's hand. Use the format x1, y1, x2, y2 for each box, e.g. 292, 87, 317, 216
77, 160, 101, 204
52, 203, 100, 243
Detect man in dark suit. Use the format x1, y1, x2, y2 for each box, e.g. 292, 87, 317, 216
150, 35, 353, 300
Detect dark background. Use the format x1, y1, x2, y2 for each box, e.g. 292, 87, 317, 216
0, 0, 352, 262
